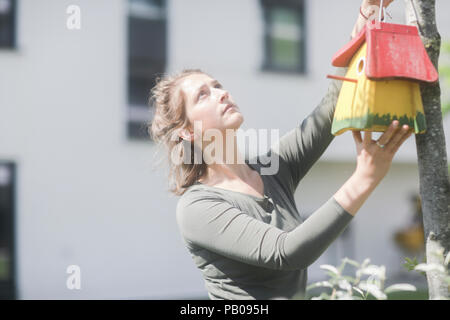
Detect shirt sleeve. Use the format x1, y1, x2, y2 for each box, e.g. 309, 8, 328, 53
269, 67, 348, 195
176, 189, 353, 271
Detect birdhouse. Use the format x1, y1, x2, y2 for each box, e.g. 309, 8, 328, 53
328, 20, 439, 136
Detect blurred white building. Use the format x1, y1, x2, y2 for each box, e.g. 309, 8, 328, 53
0, 0, 449, 299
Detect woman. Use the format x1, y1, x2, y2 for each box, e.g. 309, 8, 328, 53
150, 0, 403, 300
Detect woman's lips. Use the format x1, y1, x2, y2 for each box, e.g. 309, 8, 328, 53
223, 104, 237, 114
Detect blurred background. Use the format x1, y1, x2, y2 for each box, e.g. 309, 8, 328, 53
0, 0, 449, 299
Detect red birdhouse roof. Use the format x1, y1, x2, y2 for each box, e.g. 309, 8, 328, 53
331, 25, 367, 68
331, 20, 438, 83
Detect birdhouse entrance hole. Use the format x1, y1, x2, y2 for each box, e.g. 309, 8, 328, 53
357, 57, 365, 75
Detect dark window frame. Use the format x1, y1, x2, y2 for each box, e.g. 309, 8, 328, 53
127, 0, 167, 141
0, 0, 17, 49
260, 0, 307, 74
0, 161, 16, 300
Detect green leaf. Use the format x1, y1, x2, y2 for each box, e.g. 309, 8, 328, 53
325, 271, 339, 280
361, 258, 371, 269
335, 291, 355, 300
385, 284, 417, 294
444, 251, 450, 267
341, 275, 357, 283
359, 282, 387, 300
414, 263, 446, 273
320, 264, 340, 276
341, 257, 360, 268
306, 281, 333, 291
338, 279, 352, 291
310, 292, 331, 300
359, 265, 386, 280
352, 286, 365, 298
403, 256, 420, 271
337, 259, 348, 274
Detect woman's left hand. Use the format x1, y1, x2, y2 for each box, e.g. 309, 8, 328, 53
362, 0, 394, 7
352, 0, 395, 38
360, 0, 394, 18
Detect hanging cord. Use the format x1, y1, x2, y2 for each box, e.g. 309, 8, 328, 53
360, 6, 384, 21
377, 0, 393, 22
408, 0, 423, 35
378, 0, 384, 22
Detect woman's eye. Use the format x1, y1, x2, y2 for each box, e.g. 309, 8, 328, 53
198, 84, 221, 100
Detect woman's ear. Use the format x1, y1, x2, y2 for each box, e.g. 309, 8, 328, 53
178, 128, 194, 142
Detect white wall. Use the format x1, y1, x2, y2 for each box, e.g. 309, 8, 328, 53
0, 0, 206, 299
0, 0, 447, 299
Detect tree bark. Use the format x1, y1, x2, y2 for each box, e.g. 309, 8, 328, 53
404, 0, 450, 299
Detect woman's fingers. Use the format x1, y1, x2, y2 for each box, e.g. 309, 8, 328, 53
363, 130, 372, 145
352, 121, 410, 153
376, 120, 399, 146
391, 130, 413, 154
385, 124, 410, 152
352, 130, 363, 144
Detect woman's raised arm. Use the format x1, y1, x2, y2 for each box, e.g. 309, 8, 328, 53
176, 189, 353, 271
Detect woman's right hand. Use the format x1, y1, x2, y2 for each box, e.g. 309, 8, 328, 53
361, 0, 394, 16
333, 120, 411, 216
352, 121, 412, 186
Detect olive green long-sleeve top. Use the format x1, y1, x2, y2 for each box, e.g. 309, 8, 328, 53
176, 68, 352, 300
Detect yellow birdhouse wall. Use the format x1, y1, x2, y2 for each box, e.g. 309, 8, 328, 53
332, 43, 427, 136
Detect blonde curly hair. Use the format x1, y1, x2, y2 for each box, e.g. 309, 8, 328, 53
149, 69, 209, 196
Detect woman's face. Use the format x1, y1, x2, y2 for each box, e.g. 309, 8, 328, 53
179, 73, 243, 140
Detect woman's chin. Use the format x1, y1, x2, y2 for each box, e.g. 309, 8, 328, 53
228, 115, 244, 130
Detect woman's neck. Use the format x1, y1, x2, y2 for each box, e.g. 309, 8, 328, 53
199, 132, 254, 185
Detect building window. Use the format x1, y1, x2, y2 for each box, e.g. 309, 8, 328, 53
0, 0, 16, 49
0, 162, 16, 299
127, 0, 167, 139
261, 0, 306, 74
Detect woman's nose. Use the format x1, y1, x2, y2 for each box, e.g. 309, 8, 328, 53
219, 90, 229, 103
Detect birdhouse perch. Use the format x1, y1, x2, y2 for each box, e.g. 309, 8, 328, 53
328, 19, 438, 136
